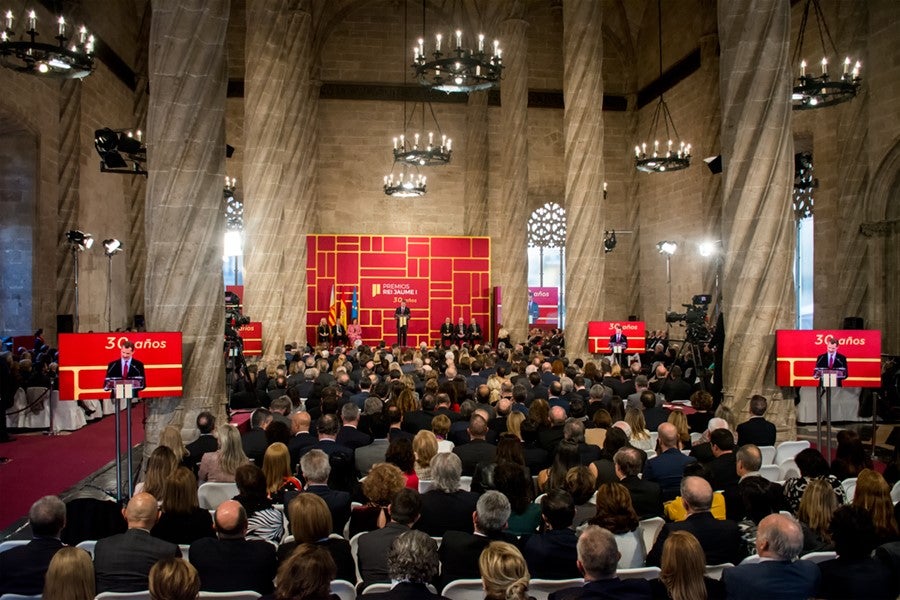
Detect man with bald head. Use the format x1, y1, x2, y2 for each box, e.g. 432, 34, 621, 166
722, 513, 820, 599
646, 476, 744, 567
538, 405, 569, 456
93, 492, 181, 592
287, 410, 316, 468
453, 413, 496, 476
189, 500, 276, 594
642, 422, 696, 501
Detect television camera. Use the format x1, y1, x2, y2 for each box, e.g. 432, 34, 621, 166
665, 294, 713, 343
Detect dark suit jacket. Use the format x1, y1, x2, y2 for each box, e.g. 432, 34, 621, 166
521, 529, 581, 580
297, 485, 352, 534
189, 536, 276, 594
814, 351, 849, 386
549, 577, 653, 600
707, 452, 739, 492
335, 425, 372, 449
415, 489, 479, 536
721, 559, 821, 600
288, 431, 317, 469
642, 448, 696, 501
0, 537, 64, 595
620, 475, 663, 519
401, 410, 436, 434
355, 438, 389, 475
241, 428, 269, 465
186, 433, 218, 473
643, 406, 670, 431
438, 530, 519, 589
538, 425, 566, 456
736, 417, 777, 447
453, 439, 497, 476
94, 528, 181, 593
105, 357, 146, 397
660, 377, 693, 401
360, 581, 449, 600
818, 556, 897, 600
646, 512, 744, 567
357, 522, 411, 588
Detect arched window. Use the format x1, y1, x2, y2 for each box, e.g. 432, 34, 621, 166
223, 190, 243, 286
527, 202, 566, 328
793, 151, 814, 329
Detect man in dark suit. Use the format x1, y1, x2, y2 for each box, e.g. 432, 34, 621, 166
400, 393, 437, 435
642, 423, 696, 501
522, 490, 582, 580
646, 476, 744, 567
288, 411, 316, 469
361, 530, 444, 600
527, 371, 550, 402
0, 496, 66, 595
105, 339, 145, 395
415, 453, 480, 536
439, 317, 454, 348
349, 375, 372, 409
438, 491, 518, 590
563, 419, 602, 465
93, 493, 181, 593
639, 390, 669, 431
394, 299, 410, 347
332, 320, 348, 346
658, 365, 693, 401
335, 403, 372, 449
452, 413, 496, 476
615, 447, 663, 519
357, 488, 421, 590
736, 395, 777, 447
813, 335, 848, 387
722, 513, 820, 600
189, 500, 276, 594
538, 406, 568, 456
296, 448, 351, 533
549, 525, 652, 600
186, 411, 218, 474
707, 428, 739, 492
608, 323, 628, 366
301, 413, 356, 491
467, 318, 483, 345
241, 407, 272, 465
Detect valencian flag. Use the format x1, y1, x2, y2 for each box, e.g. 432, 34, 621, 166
351, 286, 359, 320
328, 284, 348, 329
327, 284, 337, 326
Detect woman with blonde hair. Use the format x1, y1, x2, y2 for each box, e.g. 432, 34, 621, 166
852, 468, 900, 544
43, 547, 95, 600
394, 386, 418, 415
412, 430, 438, 480
506, 411, 525, 440
262, 442, 302, 503
430, 413, 454, 453
624, 408, 653, 453
137, 445, 179, 497
650, 530, 724, 600
199, 423, 249, 483
148, 557, 200, 600
479, 541, 533, 600
797, 478, 837, 553
159, 425, 189, 467
667, 411, 691, 449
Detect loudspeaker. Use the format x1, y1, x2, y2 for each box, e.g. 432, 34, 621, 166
134, 314, 145, 329
843, 316, 864, 329
628, 315, 639, 322
57, 314, 74, 334
704, 155, 722, 174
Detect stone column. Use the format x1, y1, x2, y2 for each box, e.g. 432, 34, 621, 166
562, 0, 604, 359
495, 3, 529, 344
718, 0, 795, 417
144, 0, 230, 452
243, 0, 317, 359
56, 80, 81, 326
464, 91, 489, 238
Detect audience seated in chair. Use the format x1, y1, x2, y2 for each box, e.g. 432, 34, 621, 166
149, 557, 199, 600
357, 488, 422, 591
277, 493, 355, 584
272, 543, 340, 600
42, 546, 94, 600
521, 489, 581, 580
0, 495, 67, 596
480, 541, 533, 600
359, 530, 445, 600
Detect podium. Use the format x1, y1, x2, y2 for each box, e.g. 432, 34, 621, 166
609, 342, 627, 366
814, 368, 846, 464
103, 377, 144, 501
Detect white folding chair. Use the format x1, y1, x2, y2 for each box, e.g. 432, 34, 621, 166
638, 517, 665, 554
0, 594, 43, 600
529, 578, 584, 600
649, 431, 659, 447
690, 432, 703, 445
841, 477, 857, 503
197, 482, 238, 510
704, 563, 734, 580
198, 593, 261, 600
52, 390, 87, 431
441, 578, 485, 600
349, 531, 364, 585
179, 544, 190, 562
21, 387, 50, 429
778, 459, 800, 480
5, 388, 26, 429
95, 592, 153, 600
891, 480, 900, 504
758, 445, 777, 465
618, 566, 661, 580
801, 551, 837, 564
329, 580, 356, 600
75, 540, 97, 557
418, 479, 434, 494
459, 476, 472, 491
0, 540, 29, 554
360, 583, 392, 595
533, 493, 547, 505
757, 464, 781, 482
774, 440, 810, 466
739, 554, 761, 565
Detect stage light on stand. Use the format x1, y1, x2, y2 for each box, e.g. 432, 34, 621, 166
657, 241, 677, 256
65, 230, 93, 332
603, 231, 617, 253
103, 238, 122, 256
657, 240, 677, 318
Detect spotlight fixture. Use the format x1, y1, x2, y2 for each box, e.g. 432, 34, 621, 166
697, 241, 718, 257
102, 238, 123, 256
413, 29, 503, 93
0, 9, 94, 78
383, 168, 426, 198
657, 240, 677, 256
603, 231, 617, 254
791, 0, 861, 110
94, 128, 147, 175
634, 0, 691, 174
66, 230, 93, 251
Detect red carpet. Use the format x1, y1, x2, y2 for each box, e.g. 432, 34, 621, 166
0, 406, 145, 532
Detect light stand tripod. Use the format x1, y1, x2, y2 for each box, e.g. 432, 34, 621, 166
103, 239, 124, 330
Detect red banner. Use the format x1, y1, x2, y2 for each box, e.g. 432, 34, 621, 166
588, 321, 647, 354
238, 322, 263, 356
776, 329, 881, 387
58, 332, 184, 400
528, 287, 559, 326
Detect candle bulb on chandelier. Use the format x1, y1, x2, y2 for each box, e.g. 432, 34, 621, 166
435, 33, 442, 53
843, 57, 850, 76
455, 30, 462, 50
635, 146, 640, 158
5, 10, 12, 30
478, 34, 484, 53
821, 57, 827, 75
79, 25, 87, 44
653, 140, 659, 156
418, 38, 424, 58
852, 61, 860, 78
800, 60, 806, 78
58, 16, 65, 36
413, 133, 419, 148
27, 10, 36, 31
428, 132, 433, 146
393, 137, 398, 150
447, 139, 452, 151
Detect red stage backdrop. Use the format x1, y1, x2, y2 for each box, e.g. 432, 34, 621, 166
238, 323, 263, 356
307, 235, 491, 346
528, 287, 559, 326
776, 329, 881, 387
58, 333, 184, 400
588, 321, 647, 354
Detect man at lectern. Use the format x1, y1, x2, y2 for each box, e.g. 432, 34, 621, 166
813, 335, 848, 387
608, 323, 628, 365
106, 340, 146, 395
394, 299, 411, 347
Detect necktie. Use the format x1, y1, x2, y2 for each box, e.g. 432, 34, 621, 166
123, 361, 129, 377
828, 354, 834, 368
